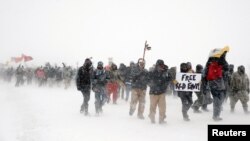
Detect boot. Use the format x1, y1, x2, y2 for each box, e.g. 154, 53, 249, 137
129, 108, 135, 116
84, 109, 89, 116
137, 114, 145, 120
95, 103, 99, 114
183, 117, 190, 121
148, 115, 155, 124
243, 107, 250, 114
80, 108, 84, 114
84, 105, 89, 116
201, 105, 209, 112
213, 116, 222, 121
230, 105, 235, 113
80, 106, 85, 114
99, 106, 103, 113
159, 120, 167, 124
182, 111, 190, 121
230, 108, 235, 113
159, 115, 167, 124
202, 108, 209, 112
193, 109, 202, 113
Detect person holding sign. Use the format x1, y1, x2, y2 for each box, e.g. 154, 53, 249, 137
204, 46, 229, 121
187, 62, 195, 73
176, 63, 194, 121
148, 59, 170, 124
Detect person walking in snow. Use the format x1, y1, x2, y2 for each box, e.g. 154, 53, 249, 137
92, 61, 109, 115
224, 64, 234, 102
148, 59, 170, 124
177, 63, 193, 121
192, 64, 213, 113
106, 63, 120, 104
35, 66, 46, 86
204, 46, 229, 121
15, 65, 25, 87
117, 63, 127, 100
129, 58, 148, 119
229, 65, 250, 113
62, 66, 73, 89
76, 58, 93, 115
124, 61, 136, 101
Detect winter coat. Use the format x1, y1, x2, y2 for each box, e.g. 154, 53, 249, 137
124, 66, 134, 85
63, 67, 73, 80
16, 67, 25, 76
108, 69, 119, 83
131, 65, 148, 90
35, 69, 45, 79
117, 66, 127, 83
230, 72, 250, 93
148, 68, 170, 95
92, 69, 109, 91
76, 66, 92, 91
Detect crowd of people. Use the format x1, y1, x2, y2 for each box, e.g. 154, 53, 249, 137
0, 62, 76, 89
75, 46, 250, 124
0, 47, 249, 124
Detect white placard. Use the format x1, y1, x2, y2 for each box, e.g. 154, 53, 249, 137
174, 73, 202, 92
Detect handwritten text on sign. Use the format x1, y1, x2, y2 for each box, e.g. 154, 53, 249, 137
174, 73, 202, 92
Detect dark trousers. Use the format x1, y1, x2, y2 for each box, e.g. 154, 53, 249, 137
95, 87, 107, 113
178, 91, 193, 118
125, 83, 132, 101
80, 88, 91, 113
211, 89, 224, 118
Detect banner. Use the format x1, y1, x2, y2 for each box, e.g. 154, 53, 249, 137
174, 73, 202, 92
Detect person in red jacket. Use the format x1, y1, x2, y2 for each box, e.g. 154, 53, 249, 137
106, 63, 119, 104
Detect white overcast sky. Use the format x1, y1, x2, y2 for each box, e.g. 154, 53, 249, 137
0, 0, 250, 69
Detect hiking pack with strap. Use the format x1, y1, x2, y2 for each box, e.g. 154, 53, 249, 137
206, 61, 223, 81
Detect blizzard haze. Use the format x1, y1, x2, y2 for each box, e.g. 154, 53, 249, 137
1, 1, 250, 140
0, 0, 250, 68
0, 82, 250, 141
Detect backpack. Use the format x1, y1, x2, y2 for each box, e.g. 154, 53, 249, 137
206, 61, 223, 81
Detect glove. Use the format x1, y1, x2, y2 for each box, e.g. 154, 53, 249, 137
77, 86, 81, 91
172, 80, 178, 84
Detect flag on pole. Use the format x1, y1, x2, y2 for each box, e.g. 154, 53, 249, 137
11, 56, 23, 63
145, 41, 151, 50
22, 54, 33, 62
10, 54, 33, 63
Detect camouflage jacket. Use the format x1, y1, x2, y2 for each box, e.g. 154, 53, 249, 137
230, 72, 250, 92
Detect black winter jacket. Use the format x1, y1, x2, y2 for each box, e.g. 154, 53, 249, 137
92, 69, 109, 88
76, 66, 92, 91
131, 66, 148, 90
148, 69, 170, 95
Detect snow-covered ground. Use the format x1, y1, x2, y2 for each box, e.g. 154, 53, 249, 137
0, 82, 249, 141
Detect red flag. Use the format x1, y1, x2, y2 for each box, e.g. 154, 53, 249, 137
22, 54, 33, 62
11, 57, 23, 63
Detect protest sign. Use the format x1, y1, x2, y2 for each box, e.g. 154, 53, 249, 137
174, 73, 202, 92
